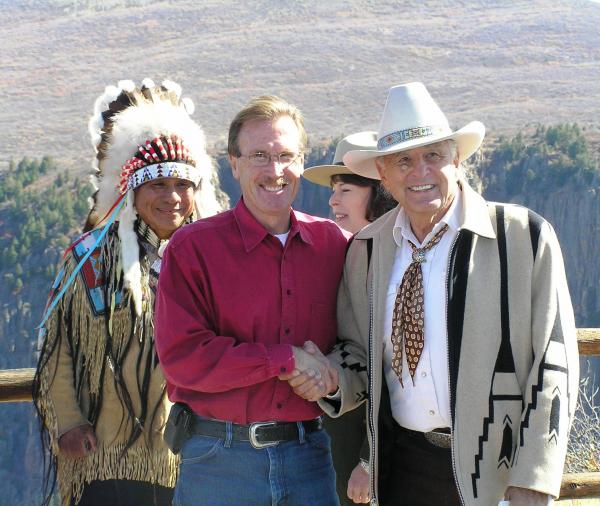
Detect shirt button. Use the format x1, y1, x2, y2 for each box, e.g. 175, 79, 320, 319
429, 410, 436, 416
284, 328, 290, 335
421, 371, 427, 378
287, 289, 292, 296
280, 367, 287, 373
276, 403, 283, 409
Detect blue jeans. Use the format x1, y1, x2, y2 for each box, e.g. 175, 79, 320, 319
174, 425, 339, 506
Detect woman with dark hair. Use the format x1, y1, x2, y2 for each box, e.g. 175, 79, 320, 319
303, 132, 396, 505
305, 132, 396, 236
329, 173, 396, 234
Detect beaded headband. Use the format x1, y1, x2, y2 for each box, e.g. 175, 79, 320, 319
118, 135, 200, 194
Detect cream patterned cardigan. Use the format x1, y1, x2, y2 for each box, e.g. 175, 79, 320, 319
320, 182, 579, 505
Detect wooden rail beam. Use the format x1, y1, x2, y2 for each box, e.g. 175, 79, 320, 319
576, 328, 600, 355
0, 368, 34, 403
0, 329, 599, 404
560, 472, 600, 498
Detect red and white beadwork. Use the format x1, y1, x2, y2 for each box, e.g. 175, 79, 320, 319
126, 162, 200, 191
117, 135, 199, 194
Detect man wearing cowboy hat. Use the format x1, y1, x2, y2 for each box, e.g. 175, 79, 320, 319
310, 82, 579, 505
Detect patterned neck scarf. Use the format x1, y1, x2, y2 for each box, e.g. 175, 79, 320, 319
390, 224, 449, 386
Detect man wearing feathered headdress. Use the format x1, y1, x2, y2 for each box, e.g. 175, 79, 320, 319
33, 78, 224, 506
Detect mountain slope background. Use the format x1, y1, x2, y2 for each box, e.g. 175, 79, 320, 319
1, 0, 599, 171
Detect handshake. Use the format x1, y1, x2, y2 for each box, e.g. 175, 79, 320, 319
279, 341, 339, 402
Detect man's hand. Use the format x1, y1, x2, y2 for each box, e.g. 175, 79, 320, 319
58, 424, 98, 459
504, 486, 552, 506
347, 462, 370, 503
304, 341, 339, 396
279, 341, 338, 401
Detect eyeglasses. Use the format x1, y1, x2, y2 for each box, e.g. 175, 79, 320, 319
239, 151, 302, 168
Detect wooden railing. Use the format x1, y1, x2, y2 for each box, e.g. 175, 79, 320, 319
0, 367, 34, 403
1, 328, 599, 500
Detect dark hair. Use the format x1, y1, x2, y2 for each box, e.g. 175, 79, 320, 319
330, 173, 397, 221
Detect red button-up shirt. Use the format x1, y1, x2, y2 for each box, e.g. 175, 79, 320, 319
155, 199, 348, 424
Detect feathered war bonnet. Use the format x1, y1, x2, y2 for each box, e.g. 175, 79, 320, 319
86, 78, 221, 315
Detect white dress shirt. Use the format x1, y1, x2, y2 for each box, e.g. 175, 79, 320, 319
382, 191, 462, 432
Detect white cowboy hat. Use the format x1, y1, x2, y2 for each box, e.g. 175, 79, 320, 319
303, 131, 378, 187
343, 82, 485, 179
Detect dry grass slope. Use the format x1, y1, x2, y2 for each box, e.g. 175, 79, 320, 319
566, 371, 600, 473
0, 0, 599, 173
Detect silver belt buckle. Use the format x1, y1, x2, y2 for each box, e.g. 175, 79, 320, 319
424, 430, 452, 449
249, 421, 279, 449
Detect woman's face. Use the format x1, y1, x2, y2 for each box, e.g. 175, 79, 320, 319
328, 180, 372, 234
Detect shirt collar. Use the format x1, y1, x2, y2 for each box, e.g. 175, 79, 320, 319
232, 198, 313, 252
392, 189, 462, 248
356, 180, 495, 243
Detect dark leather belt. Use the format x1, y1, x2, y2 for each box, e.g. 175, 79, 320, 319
191, 416, 323, 449
398, 425, 452, 449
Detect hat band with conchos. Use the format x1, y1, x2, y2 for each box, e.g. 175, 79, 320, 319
378, 125, 448, 150
343, 82, 485, 180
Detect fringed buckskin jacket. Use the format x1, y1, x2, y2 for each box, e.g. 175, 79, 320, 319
33, 222, 177, 505
320, 181, 579, 505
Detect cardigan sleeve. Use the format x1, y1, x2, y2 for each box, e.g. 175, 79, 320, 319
319, 239, 370, 417
506, 221, 579, 498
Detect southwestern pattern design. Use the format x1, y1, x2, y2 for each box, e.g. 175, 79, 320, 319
470, 207, 573, 499
338, 341, 368, 404
320, 182, 579, 505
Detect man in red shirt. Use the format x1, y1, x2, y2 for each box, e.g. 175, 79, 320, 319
155, 95, 348, 505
